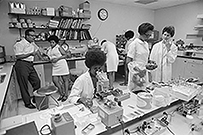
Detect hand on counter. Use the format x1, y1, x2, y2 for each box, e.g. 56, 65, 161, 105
77, 97, 93, 108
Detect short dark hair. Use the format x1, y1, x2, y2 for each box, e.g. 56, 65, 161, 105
100, 40, 107, 46
25, 28, 35, 36
138, 22, 154, 35
125, 30, 134, 40
85, 49, 106, 68
162, 26, 175, 37
47, 35, 60, 44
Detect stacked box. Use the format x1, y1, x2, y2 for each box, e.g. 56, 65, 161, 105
79, 1, 90, 10
9, 2, 26, 14
78, 1, 91, 18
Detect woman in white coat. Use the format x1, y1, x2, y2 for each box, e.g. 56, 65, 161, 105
68, 50, 106, 107
150, 26, 177, 82
101, 40, 119, 90
126, 22, 154, 91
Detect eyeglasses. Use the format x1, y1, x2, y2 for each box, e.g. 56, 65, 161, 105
28, 34, 36, 38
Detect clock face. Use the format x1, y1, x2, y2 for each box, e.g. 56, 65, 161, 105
98, 8, 108, 21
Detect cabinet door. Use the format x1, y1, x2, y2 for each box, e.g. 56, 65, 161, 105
184, 59, 203, 81
1, 73, 18, 119
172, 57, 186, 79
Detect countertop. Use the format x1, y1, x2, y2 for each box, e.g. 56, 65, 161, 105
0, 83, 184, 135
0, 63, 14, 115
0, 56, 85, 114
33, 56, 85, 65
177, 50, 203, 60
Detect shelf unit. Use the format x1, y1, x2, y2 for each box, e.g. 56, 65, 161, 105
186, 14, 203, 40
8, 12, 92, 41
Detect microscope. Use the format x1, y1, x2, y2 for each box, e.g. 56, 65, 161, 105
96, 71, 109, 92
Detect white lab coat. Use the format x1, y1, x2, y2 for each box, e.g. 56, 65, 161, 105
69, 71, 94, 104
127, 38, 149, 91
150, 40, 178, 82
101, 41, 119, 72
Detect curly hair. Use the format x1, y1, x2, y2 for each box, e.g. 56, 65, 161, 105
162, 26, 175, 37
138, 22, 154, 35
85, 49, 106, 68
25, 28, 35, 36
47, 35, 60, 44
125, 30, 134, 40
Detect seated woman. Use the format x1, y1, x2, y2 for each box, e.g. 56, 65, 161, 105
68, 49, 106, 107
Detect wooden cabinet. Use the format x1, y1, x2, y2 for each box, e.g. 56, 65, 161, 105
1, 72, 18, 119
15, 64, 45, 99
172, 57, 203, 81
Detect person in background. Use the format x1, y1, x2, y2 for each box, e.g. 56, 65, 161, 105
68, 50, 106, 107
149, 26, 177, 82
126, 23, 154, 91
47, 35, 71, 102
101, 40, 119, 90
120, 30, 135, 86
14, 28, 43, 109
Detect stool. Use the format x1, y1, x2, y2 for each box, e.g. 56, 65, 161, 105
33, 85, 58, 111
70, 68, 83, 82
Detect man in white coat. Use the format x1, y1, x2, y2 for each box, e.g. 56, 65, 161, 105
68, 50, 106, 107
150, 26, 177, 82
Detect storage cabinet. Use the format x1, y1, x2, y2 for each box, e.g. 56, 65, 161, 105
172, 57, 203, 81
1, 72, 18, 119
172, 57, 186, 79
184, 59, 203, 81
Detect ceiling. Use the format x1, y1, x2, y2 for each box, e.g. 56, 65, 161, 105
94, 0, 199, 9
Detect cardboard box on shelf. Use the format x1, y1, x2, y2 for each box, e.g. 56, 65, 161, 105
9, 2, 26, 14
79, 1, 90, 10
46, 7, 55, 16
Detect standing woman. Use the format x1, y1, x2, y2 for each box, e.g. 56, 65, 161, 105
47, 35, 70, 102
120, 30, 135, 86
126, 23, 154, 91
101, 40, 119, 90
150, 26, 177, 82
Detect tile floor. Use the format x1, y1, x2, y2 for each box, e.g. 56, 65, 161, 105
17, 74, 127, 115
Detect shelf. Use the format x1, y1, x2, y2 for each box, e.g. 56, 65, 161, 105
194, 25, 203, 30
197, 14, 203, 19
35, 39, 90, 42
8, 12, 90, 19
186, 34, 203, 37
9, 27, 90, 30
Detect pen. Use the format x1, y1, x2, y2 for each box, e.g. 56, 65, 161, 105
137, 109, 144, 114
128, 105, 135, 109
134, 111, 141, 115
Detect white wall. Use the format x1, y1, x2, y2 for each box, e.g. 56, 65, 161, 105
89, 0, 155, 43
154, 1, 203, 45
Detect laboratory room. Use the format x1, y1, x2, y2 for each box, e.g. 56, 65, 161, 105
1, 0, 203, 135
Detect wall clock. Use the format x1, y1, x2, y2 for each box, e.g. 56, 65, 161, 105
98, 8, 108, 21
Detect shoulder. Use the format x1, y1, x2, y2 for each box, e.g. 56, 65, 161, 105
153, 41, 162, 47
171, 43, 177, 48
14, 38, 27, 47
